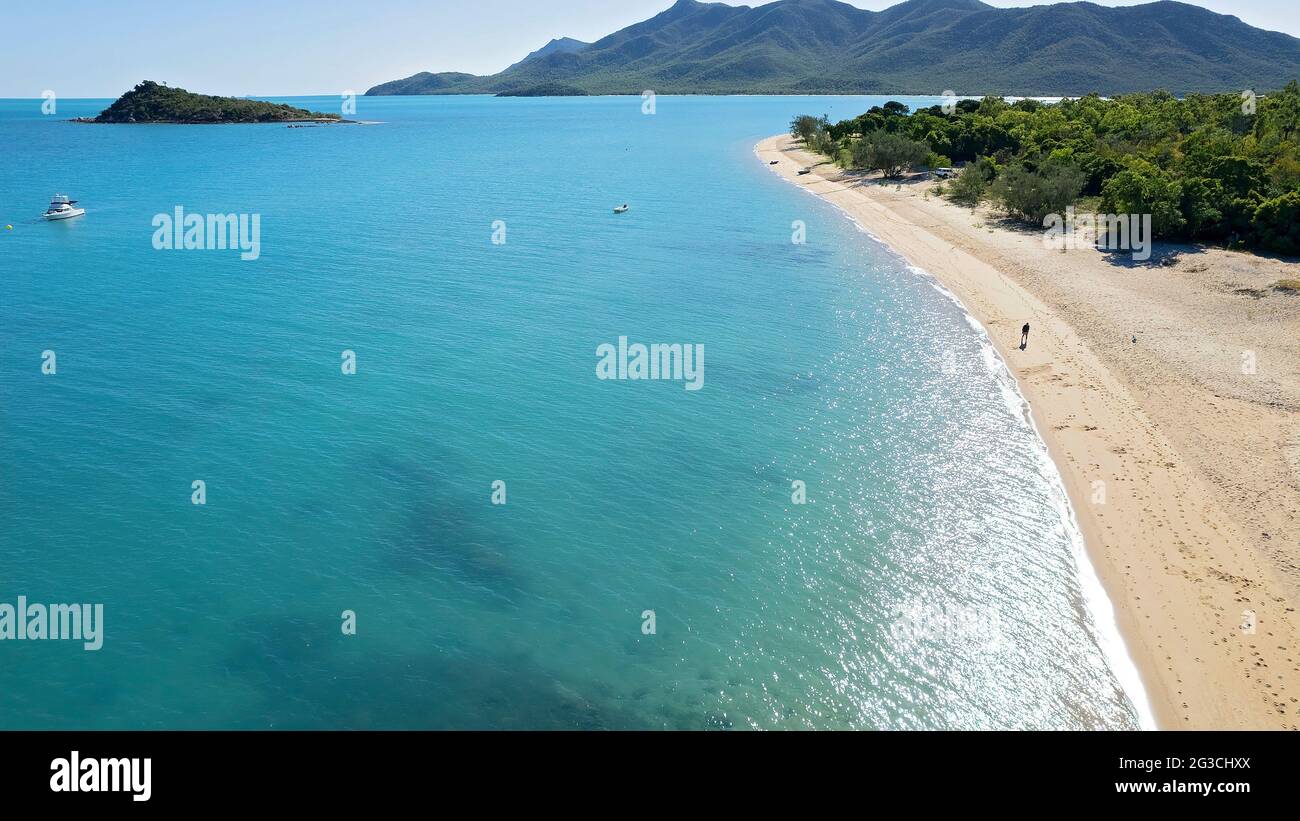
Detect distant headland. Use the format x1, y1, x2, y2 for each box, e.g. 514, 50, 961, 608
76, 81, 351, 124
496, 84, 590, 98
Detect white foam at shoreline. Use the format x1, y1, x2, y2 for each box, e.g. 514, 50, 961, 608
757, 145, 1158, 729
918, 267, 1158, 731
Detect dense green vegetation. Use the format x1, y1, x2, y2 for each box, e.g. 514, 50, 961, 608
91, 81, 339, 124
792, 84, 1300, 255
945, 157, 996, 206
496, 84, 590, 97
368, 0, 1300, 97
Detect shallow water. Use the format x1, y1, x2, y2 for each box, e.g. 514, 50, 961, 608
0, 94, 1140, 728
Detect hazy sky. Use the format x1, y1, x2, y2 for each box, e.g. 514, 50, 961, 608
1, 0, 1296, 97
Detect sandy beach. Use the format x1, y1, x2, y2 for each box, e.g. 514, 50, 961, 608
758, 135, 1300, 729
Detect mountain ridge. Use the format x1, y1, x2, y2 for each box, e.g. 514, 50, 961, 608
366, 0, 1300, 97
504, 36, 592, 72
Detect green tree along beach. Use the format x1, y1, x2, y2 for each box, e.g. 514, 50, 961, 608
792, 84, 1300, 255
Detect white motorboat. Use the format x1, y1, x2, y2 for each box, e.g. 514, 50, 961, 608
613, 204, 629, 213
43, 194, 85, 221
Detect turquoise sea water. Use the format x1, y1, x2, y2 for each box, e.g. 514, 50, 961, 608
0, 94, 1143, 729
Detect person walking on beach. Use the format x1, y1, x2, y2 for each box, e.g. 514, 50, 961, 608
1020, 322, 1030, 350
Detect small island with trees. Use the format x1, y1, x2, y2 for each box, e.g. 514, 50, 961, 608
78, 81, 349, 124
